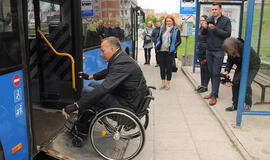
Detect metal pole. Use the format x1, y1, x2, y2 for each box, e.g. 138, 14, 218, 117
239, 0, 245, 38
184, 36, 188, 66
193, 0, 200, 73
257, 0, 265, 56
236, 0, 255, 127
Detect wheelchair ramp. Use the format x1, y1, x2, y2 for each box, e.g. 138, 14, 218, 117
42, 128, 139, 160
43, 129, 102, 160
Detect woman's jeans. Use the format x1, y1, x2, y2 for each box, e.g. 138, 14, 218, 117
199, 60, 210, 87
158, 51, 174, 80
144, 48, 152, 64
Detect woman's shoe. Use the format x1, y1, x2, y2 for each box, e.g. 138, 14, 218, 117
159, 86, 166, 90
165, 86, 170, 90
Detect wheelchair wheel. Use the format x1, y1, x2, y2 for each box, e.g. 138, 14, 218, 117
89, 108, 145, 160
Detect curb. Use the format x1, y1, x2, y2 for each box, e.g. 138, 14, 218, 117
181, 66, 253, 160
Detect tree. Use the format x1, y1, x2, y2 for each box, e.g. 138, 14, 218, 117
145, 15, 157, 28
159, 16, 165, 23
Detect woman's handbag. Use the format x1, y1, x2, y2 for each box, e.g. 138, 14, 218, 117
144, 28, 151, 44
172, 58, 178, 72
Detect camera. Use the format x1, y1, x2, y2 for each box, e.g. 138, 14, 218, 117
206, 18, 216, 26
219, 73, 232, 84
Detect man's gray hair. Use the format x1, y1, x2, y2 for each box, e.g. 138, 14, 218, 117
222, 37, 241, 53
102, 36, 121, 49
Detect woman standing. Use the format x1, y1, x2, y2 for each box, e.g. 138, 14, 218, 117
195, 15, 210, 93
142, 21, 153, 65
156, 15, 181, 90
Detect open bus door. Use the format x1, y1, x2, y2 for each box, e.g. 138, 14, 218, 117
0, 0, 31, 159
29, 0, 83, 108
26, 0, 84, 159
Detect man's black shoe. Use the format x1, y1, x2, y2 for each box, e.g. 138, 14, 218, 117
198, 87, 208, 93
195, 85, 203, 91
225, 105, 237, 111
155, 64, 159, 67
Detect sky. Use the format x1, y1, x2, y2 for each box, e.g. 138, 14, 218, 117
137, 0, 180, 14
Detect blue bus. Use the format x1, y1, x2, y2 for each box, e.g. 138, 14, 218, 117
0, 0, 144, 159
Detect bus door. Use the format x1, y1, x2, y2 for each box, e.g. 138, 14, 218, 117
0, 0, 30, 159
130, 4, 144, 60
26, 0, 82, 154
28, 0, 82, 109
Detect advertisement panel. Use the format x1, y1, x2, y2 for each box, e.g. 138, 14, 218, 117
81, 0, 94, 17
200, 4, 241, 37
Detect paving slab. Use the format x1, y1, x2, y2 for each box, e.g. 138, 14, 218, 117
182, 65, 270, 160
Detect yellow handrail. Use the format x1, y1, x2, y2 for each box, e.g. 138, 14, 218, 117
37, 27, 77, 92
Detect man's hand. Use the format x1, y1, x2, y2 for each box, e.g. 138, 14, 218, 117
78, 72, 93, 80
209, 24, 216, 30
62, 108, 70, 119
224, 71, 229, 78
225, 82, 233, 87
62, 103, 78, 119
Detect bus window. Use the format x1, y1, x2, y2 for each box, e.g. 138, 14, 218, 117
82, 0, 132, 50
39, 1, 60, 34
0, 0, 22, 71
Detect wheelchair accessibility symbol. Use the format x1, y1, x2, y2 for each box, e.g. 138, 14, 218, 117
15, 103, 23, 118
14, 88, 22, 103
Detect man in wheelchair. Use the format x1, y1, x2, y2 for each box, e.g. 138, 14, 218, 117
62, 37, 148, 138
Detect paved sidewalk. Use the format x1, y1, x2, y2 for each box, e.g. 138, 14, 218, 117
135, 39, 243, 160
182, 65, 270, 160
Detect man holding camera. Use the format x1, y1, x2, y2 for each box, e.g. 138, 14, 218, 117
201, 3, 231, 105
222, 38, 260, 111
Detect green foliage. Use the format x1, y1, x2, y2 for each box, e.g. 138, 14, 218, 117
159, 16, 165, 23
145, 15, 157, 28
177, 36, 195, 60
242, 4, 270, 62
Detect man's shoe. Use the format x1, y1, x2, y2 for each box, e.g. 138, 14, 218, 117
198, 87, 208, 93
225, 105, 237, 111
204, 94, 212, 99
195, 85, 203, 91
155, 64, 159, 67
209, 98, 217, 105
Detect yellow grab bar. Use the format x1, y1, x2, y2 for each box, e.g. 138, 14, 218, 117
37, 27, 77, 92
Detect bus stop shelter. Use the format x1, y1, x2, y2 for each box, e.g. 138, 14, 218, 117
192, 0, 270, 127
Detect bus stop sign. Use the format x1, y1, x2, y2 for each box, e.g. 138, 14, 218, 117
180, 0, 197, 15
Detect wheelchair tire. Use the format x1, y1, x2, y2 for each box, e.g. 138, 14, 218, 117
89, 108, 145, 160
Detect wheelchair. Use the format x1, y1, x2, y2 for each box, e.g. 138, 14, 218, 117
65, 86, 156, 160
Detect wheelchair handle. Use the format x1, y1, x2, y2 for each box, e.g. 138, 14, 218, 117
145, 95, 155, 100
148, 86, 156, 90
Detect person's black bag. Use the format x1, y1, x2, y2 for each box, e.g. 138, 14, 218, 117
172, 58, 178, 72
144, 28, 152, 44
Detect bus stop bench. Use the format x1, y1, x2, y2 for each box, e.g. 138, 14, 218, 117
253, 72, 270, 104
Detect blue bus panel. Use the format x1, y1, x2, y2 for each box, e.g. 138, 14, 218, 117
0, 70, 28, 160
82, 40, 132, 87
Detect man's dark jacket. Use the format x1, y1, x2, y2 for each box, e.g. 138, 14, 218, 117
202, 15, 231, 51
225, 39, 261, 83
151, 27, 160, 45
77, 49, 148, 111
